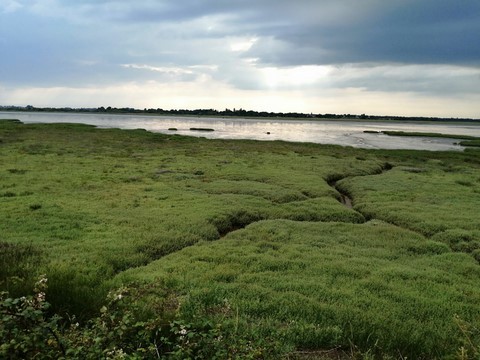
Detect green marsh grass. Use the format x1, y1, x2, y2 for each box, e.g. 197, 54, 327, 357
116, 220, 480, 357
337, 161, 480, 240
381, 130, 478, 140
460, 139, 480, 147
1, 119, 480, 357
382, 130, 480, 148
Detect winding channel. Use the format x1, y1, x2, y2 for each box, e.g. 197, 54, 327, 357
216, 163, 394, 240
328, 163, 393, 214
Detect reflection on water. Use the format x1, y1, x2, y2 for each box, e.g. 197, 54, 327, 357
2, 111, 480, 151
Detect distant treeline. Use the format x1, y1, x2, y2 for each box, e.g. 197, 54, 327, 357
1, 105, 478, 122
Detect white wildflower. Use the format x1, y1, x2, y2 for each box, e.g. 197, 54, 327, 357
36, 292, 46, 302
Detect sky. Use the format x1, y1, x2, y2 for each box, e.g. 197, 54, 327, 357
1, 0, 479, 118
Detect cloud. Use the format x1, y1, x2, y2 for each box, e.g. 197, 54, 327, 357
244, 1, 480, 66
327, 63, 480, 95
1, 0, 23, 13
1, 0, 479, 117
119, 63, 219, 83
121, 64, 195, 75
9, 1, 480, 67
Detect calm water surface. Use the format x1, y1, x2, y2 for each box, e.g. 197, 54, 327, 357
2, 111, 480, 151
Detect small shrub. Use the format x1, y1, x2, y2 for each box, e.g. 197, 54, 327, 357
29, 204, 42, 211
0, 275, 65, 358
1, 279, 285, 359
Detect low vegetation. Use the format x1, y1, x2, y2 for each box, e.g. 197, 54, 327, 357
1, 119, 480, 359
381, 130, 480, 148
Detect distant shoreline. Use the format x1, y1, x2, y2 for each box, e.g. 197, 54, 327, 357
1, 106, 479, 124
3, 109, 480, 128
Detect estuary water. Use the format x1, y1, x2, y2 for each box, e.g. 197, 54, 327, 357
2, 111, 480, 151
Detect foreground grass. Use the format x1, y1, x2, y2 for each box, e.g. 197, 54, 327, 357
116, 220, 480, 357
1, 119, 480, 358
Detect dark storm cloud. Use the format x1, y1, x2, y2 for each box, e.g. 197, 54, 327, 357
4, 1, 479, 75
1, 0, 479, 116
242, 0, 480, 66
89, 0, 480, 66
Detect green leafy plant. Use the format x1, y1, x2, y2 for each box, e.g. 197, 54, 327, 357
1, 275, 65, 358
1, 277, 284, 359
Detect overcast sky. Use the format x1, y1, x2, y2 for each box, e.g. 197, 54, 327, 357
1, 0, 479, 117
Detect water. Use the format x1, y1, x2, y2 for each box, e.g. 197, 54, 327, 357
2, 111, 480, 151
